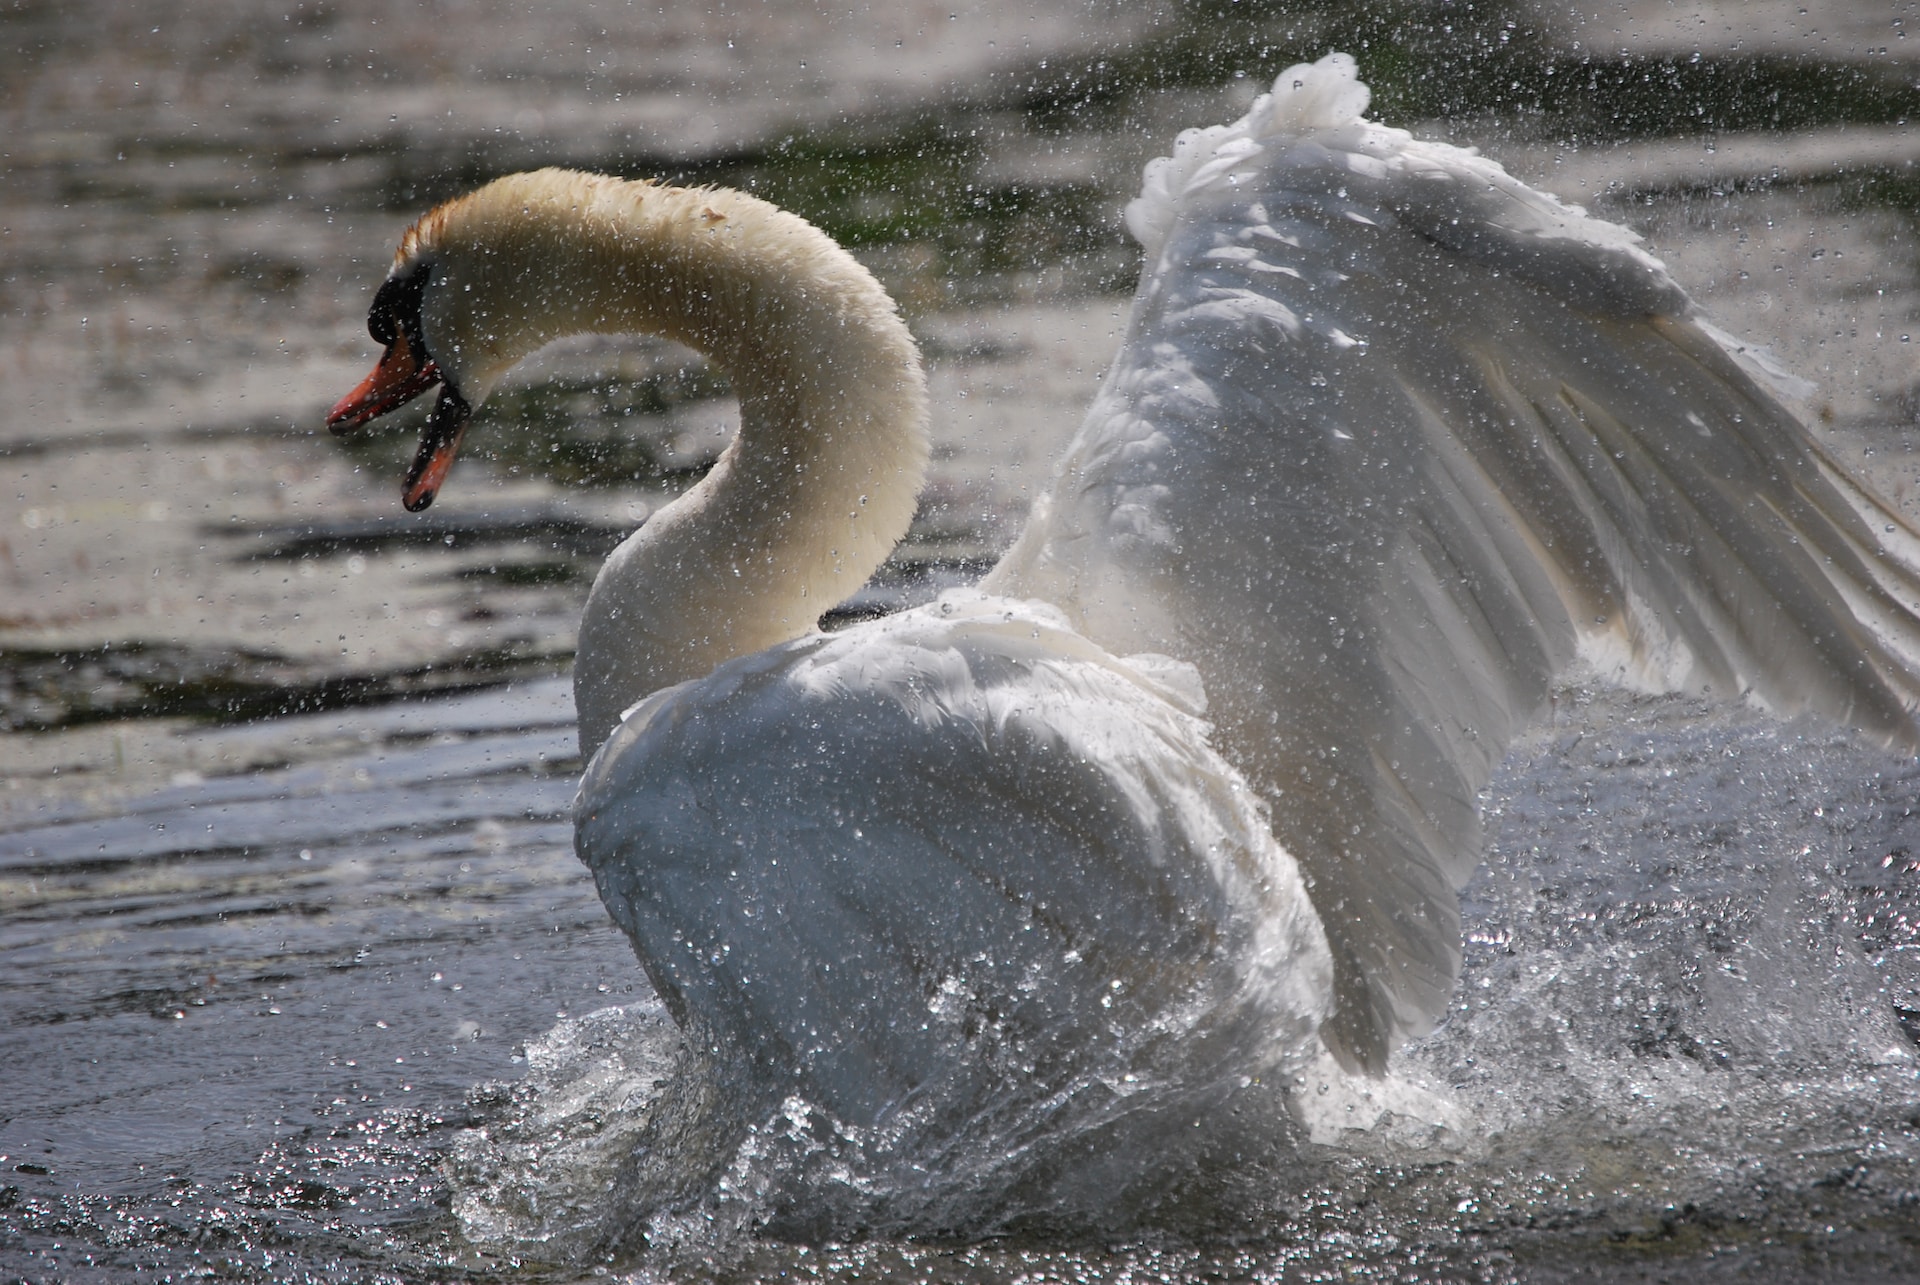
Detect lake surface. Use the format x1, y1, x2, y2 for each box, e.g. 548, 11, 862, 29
5, 1, 1920, 1280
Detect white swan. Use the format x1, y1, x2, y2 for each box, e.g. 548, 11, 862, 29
329, 54, 1920, 1154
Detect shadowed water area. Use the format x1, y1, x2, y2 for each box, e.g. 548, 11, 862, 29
5, 1, 1920, 1280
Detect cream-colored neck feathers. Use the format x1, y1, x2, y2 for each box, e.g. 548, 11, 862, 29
400, 169, 931, 755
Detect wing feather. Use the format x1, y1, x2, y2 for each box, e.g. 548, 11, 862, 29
990, 54, 1920, 1069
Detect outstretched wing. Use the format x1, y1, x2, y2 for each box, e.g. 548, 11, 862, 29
575, 595, 1331, 1166
988, 54, 1920, 1069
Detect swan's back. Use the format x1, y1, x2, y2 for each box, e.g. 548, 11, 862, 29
988, 53, 1920, 1067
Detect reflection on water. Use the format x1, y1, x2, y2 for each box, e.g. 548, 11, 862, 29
5, 0, 1920, 1280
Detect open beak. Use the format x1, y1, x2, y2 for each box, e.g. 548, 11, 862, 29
327, 329, 470, 512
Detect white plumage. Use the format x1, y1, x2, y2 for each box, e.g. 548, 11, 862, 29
332, 51, 1920, 1154
991, 52, 1920, 1064
578, 593, 1331, 1147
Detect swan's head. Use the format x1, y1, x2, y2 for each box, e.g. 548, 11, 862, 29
327, 170, 611, 510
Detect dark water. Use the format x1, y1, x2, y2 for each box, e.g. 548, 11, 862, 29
5, 1, 1920, 1280
0, 681, 613, 1278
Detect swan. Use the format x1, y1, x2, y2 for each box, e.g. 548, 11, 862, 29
328, 54, 1920, 1179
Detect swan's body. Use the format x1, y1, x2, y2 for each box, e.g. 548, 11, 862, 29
579, 594, 1332, 1144
331, 54, 1920, 1144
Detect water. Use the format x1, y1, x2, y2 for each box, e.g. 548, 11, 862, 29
0, 681, 616, 1277
6, 1, 1920, 1279
8, 685, 1920, 1280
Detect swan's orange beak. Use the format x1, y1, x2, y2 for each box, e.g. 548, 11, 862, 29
327, 329, 471, 512
327, 329, 442, 431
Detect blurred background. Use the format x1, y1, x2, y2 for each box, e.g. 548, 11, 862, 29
4, 2, 1920, 1281
4, 0, 1916, 770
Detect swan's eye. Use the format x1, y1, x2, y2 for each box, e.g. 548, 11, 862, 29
367, 262, 434, 352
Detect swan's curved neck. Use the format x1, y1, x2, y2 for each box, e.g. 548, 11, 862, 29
417, 172, 930, 755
